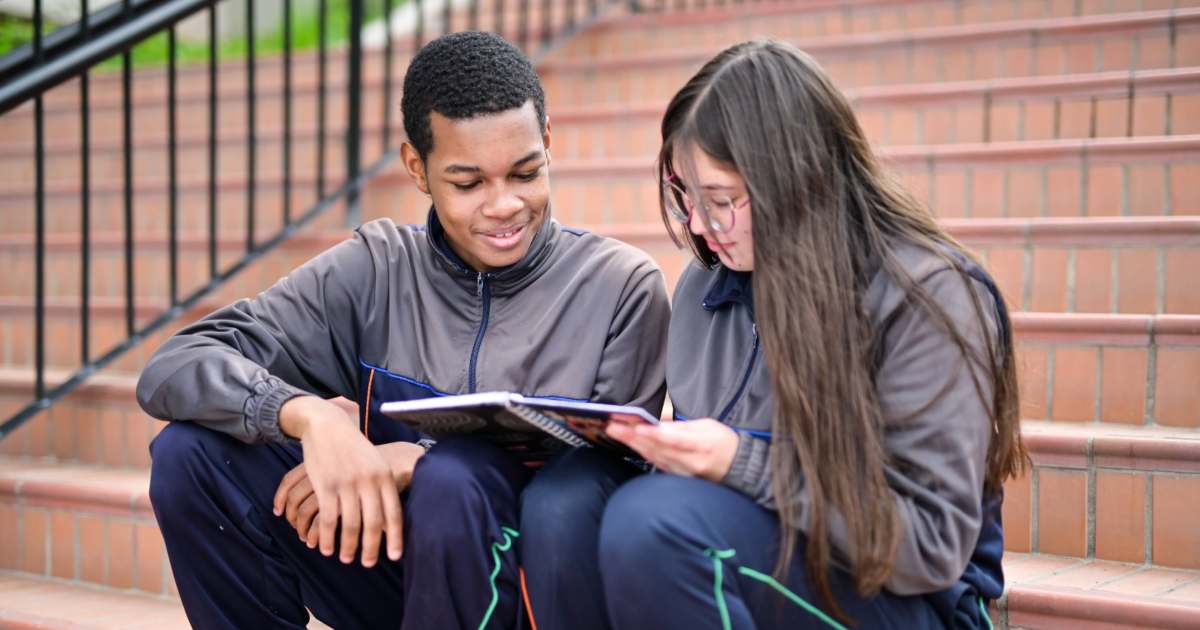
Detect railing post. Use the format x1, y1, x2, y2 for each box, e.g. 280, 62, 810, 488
346, 0, 364, 226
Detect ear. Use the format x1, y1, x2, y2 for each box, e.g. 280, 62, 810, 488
542, 115, 552, 159
400, 142, 430, 195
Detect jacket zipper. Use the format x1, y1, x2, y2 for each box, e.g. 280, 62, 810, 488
468, 272, 492, 392
717, 323, 758, 422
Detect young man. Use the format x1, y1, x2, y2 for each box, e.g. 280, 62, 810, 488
137, 32, 669, 629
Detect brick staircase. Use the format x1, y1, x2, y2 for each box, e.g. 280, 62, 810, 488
2, 0, 1199, 627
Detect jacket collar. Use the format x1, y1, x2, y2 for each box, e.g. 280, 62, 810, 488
702, 266, 754, 314
425, 205, 560, 296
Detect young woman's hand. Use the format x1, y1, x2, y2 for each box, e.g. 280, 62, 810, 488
273, 396, 404, 567
606, 418, 739, 482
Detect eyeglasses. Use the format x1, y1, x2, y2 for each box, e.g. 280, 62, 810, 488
662, 174, 750, 234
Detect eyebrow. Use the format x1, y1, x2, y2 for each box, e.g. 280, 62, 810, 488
442, 150, 545, 175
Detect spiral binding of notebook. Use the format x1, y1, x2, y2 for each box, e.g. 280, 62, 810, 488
507, 405, 591, 449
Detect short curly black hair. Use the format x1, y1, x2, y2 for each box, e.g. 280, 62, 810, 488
402, 31, 547, 160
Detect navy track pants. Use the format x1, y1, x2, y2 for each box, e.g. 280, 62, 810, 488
149, 422, 532, 630
598, 474, 990, 630
149, 421, 645, 630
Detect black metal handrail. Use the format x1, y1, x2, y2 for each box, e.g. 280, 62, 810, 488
0, 0, 627, 440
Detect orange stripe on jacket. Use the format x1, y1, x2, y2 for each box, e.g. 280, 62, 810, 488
363, 368, 376, 438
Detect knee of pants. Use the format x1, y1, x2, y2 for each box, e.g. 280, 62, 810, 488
599, 475, 722, 568
520, 449, 628, 551
407, 438, 524, 538
148, 421, 225, 523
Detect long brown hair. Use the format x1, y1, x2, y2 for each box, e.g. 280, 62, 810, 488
658, 40, 1028, 622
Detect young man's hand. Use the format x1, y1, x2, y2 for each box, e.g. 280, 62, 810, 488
274, 441, 426, 553
606, 418, 739, 482
273, 396, 404, 567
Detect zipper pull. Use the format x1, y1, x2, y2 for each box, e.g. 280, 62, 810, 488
476, 273, 484, 298
752, 322, 758, 341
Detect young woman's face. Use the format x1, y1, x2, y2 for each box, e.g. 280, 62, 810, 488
404, 101, 551, 272
683, 144, 754, 271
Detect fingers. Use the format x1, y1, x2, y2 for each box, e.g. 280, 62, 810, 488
337, 490, 361, 563
647, 422, 705, 452
605, 423, 654, 460
607, 423, 707, 475
273, 464, 307, 517
306, 516, 320, 549
285, 476, 314, 529
357, 480, 385, 568
317, 489, 340, 557
381, 484, 404, 562
295, 494, 319, 541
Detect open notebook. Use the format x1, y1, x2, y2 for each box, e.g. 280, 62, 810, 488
379, 392, 658, 461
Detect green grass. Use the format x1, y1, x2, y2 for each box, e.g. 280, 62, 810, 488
0, 14, 53, 55
1, 1, 398, 71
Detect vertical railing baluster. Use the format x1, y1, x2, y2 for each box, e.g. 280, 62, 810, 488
541, 0, 552, 46
346, 0, 364, 226
383, 0, 394, 152
469, 0, 480, 31
1125, 79, 1135, 139
208, 5, 218, 279
33, 0, 44, 401
283, 0, 293, 224
80, 0, 91, 367
168, 25, 179, 306
443, 0, 453, 35
982, 92, 992, 144
518, 0, 530, 51
33, 0, 42, 57
495, 0, 505, 37
318, 0, 328, 199
123, 48, 134, 337
246, 0, 257, 252
415, 0, 425, 54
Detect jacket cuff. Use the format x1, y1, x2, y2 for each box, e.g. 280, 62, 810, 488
244, 376, 307, 444
720, 432, 771, 497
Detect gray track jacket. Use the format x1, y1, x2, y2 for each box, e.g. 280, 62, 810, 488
136, 209, 670, 446
666, 243, 1008, 605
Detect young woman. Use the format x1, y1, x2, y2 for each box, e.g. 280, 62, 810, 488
602, 39, 1028, 629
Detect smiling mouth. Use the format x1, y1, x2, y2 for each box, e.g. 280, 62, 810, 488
705, 239, 734, 251
490, 226, 522, 238
481, 223, 528, 249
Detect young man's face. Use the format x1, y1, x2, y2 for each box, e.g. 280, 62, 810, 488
403, 101, 551, 272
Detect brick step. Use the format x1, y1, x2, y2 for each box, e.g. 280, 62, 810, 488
559, 1, 1200, 59
0, 572, 334, 629
3, 5, 1196, 150
0, 0, 1159, 122
0, 0, 602, 114
0, 458, 167, 598
0, 312, 1196, 468
0, 215, 1197, 315
997, 553, 1200, 629
555, 0, 1200, 60
0, 418, 1198, 612
3, 68, 1196, 188
363, 137, 1200, 227
0, 563, 1193, 630
538, 9, 1200, 106
3, 134, 1195, 238
0, 571, 187, 629
0, 123, 356, 190
1007, 420, 1200, 566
